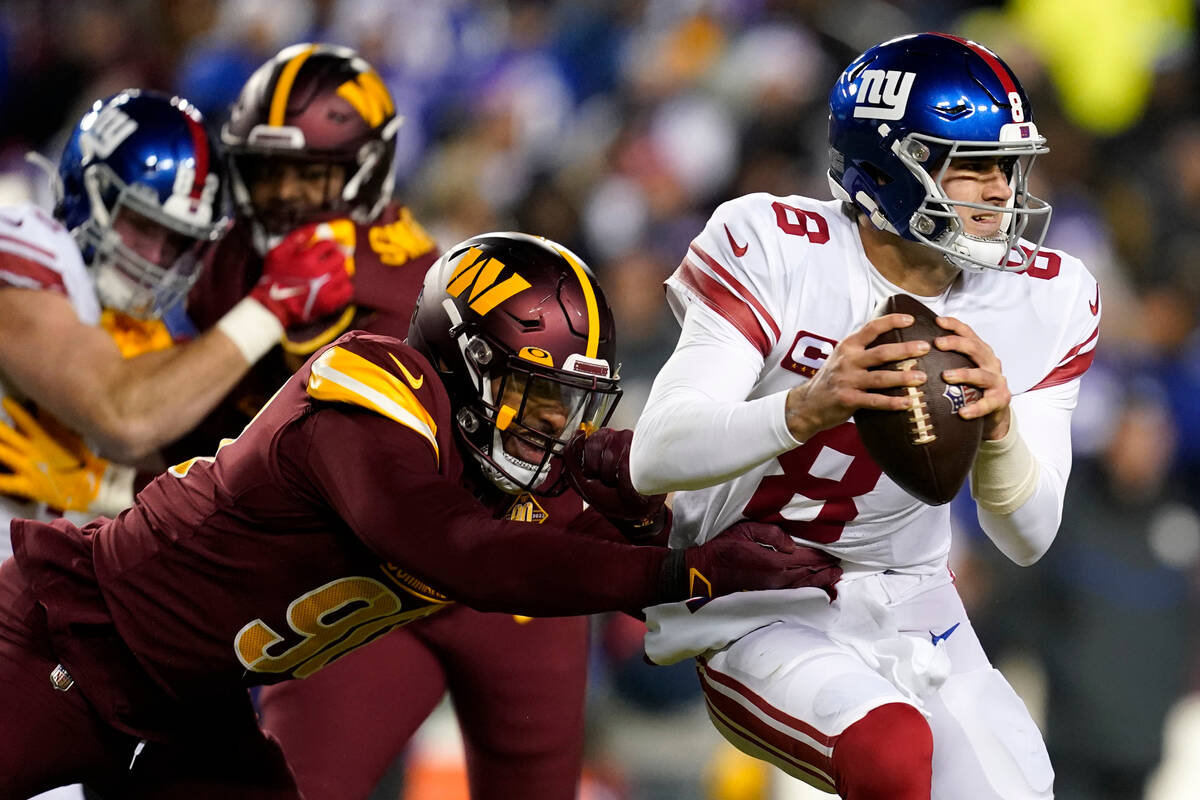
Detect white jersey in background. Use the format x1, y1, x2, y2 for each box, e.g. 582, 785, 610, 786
0, 203, 101, 560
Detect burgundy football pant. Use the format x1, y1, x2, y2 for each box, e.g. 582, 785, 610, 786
257, 605, 590, 800
0, 556, 300, 800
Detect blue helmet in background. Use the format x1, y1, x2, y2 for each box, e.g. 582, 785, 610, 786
828, 32, 1051, 272
55, 90, 226, 319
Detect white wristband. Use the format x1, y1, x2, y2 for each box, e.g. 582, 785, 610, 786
93, 462, 137, 517
970, 412, 1040, 515
215, 297, 284, 364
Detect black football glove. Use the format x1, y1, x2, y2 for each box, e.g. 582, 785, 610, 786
564, 428, 670, 544
658, 521, 842, 603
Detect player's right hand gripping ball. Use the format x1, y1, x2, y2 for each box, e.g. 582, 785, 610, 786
251, 222, 354, 328
853, 294, 983, 505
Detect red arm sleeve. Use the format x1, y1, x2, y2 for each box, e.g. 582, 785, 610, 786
291, 407, 669, 616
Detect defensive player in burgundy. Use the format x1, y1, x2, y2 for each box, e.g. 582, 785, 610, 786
629, 33, 1099, 799
0, 231, 840, 799
182, 43, 610, 799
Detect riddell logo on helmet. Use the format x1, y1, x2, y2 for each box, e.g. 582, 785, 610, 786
852, 70, 917, 120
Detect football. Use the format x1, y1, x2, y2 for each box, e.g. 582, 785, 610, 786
853, 294, 983, 505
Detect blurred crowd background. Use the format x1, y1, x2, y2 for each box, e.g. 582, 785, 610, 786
3, 1, 1199, 798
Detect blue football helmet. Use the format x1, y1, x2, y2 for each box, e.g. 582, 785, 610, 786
55, 90, 226, 319
828, 33, 1051, 272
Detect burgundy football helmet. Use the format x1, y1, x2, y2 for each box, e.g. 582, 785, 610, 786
221, 42, 400, 252
408, 232, 622, 494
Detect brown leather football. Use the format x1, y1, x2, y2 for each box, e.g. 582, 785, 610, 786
852, 294, 983, 505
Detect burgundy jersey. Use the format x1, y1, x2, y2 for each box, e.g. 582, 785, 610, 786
171, 201, 439, 458
12, 331, 663, 710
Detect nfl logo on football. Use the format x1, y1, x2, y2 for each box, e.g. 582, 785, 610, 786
942, 384, 980, 413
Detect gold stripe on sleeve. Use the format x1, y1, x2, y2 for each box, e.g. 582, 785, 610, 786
307, 346, 439, 463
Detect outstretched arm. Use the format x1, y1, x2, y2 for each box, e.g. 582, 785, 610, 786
294, 406, 840, 616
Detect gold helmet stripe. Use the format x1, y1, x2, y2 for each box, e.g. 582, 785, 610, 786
557, 248, 599, 358
269, 44, 318, 126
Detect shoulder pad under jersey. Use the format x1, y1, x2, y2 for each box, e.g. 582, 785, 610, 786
0, 203, 77, 294
304, 331, 446, 464
668, 193, 847, 358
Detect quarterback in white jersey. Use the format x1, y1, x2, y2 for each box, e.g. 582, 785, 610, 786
631, 33, 1097, 799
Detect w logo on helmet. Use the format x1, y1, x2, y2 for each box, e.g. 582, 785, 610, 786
337, 70, 394, 128
446, 246, 532, 316
853, 70, 917, 120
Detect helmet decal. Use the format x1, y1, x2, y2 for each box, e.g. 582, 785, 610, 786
931, 33, 1023, 122
851, 70, 917, 121
518, 346, 554, 367
79, 102, 138, 161
445, 246, 532, 316
336, 69, 395, 128
408, 232, 621, 495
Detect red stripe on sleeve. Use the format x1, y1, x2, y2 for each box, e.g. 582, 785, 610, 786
0, 232, 56, 263
1032, 335, 1099, 388
1054, 325, 1099, 367
675, 258, 773, 358
0, 252, 66, 293
688, 242, 781, 341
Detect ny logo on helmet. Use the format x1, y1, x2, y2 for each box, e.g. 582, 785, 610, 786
853, 70, 917, 120
79, 105, 137, 162
446, 246, 531, 315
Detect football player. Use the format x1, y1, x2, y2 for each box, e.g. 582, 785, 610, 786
628, 33, 1099, 799
0, 233, 841, 799
0, 43, 647, 799
0, 89, 354, 558
192, 43, 597, 799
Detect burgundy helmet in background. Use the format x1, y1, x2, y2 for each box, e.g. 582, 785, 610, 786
408, 232, 622, 495
221, 42, 400, 252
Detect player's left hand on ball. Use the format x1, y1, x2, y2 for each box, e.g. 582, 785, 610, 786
565, 427, 669, 544
934, 316, 1012, 440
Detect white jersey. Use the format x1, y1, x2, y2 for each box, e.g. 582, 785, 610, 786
641, 193, 1098, 573
0, 203, 101, 558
